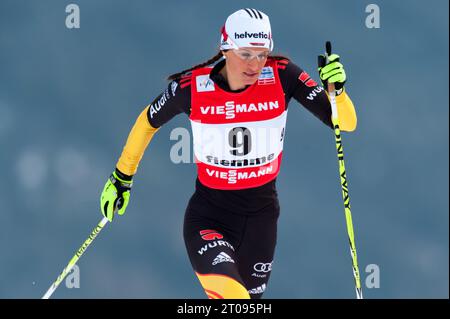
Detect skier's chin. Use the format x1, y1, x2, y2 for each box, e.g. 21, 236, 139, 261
242, 75, 258, 86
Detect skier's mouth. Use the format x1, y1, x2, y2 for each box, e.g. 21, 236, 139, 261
243, 71, 259, 78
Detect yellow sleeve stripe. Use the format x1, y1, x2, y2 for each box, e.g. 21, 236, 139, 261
326, 90, 358, 132
195, 272, 250, 299
116, 105, 159, 176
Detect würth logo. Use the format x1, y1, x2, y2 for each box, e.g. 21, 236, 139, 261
200, 229, 224, 241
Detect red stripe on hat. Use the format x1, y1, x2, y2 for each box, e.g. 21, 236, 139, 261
221, 25, 228, 41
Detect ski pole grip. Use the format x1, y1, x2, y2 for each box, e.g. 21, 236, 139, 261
326, 41, 332, 57
324, 41, 335, 93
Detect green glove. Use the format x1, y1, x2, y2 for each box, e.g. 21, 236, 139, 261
100, 169, 133, 222
317, 53, 346, 92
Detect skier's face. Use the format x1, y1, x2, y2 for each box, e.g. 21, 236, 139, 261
222, 47, 269, 89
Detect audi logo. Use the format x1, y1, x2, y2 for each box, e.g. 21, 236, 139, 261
253, 262, 273, 273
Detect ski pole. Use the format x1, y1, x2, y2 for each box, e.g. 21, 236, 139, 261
42, 217, 109, 299
324, 41, 363, 299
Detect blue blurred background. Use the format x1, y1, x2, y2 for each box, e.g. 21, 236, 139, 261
0, 0, 448, 299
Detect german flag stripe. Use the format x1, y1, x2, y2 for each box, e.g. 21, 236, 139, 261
195, 272, 250, 299
205, 289, 224, 299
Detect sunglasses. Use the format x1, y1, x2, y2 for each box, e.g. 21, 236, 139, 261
232, 49, 270, 62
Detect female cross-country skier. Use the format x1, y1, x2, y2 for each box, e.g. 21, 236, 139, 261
100, 8, 357, 299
